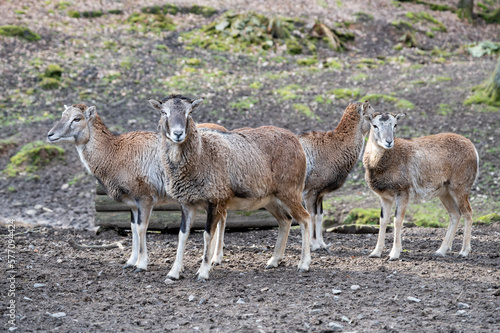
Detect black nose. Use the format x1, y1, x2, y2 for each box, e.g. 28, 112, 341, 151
48, 132, 54, 137
385, 139, 392, 144
173, 131, 183, 139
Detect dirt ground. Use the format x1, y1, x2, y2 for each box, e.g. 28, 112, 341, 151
1, 224, 499, 332
1, 0, 500, 331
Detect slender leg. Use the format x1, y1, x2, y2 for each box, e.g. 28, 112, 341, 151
304, 196, 319, 251
295, 207, 312, 272
197, 203, 222, 280
435, 192, 461, 256
315, 198, 329, 249
211, 210, 227, 266
369, 196, 394, 258
458, 196, 473, 257
263, 201, 292, 269
124, 208, 139, 269
167, 204, 196, 280
389, 194, 409, 261
135, 200, 153, 272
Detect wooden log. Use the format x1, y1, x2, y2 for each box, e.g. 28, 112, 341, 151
95, 195, 181, 211
94, 209, 281, 231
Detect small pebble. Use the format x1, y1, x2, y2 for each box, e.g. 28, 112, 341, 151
328, 322, 344, 331
164, 278, 175, 285
34, 204, 43, 210
407, 296, 421, 303
458, 302, 470, 309
34, 283, 46, 288
331, 289, 342, 294
188, 295, 195, 302
350, 285, 360, 291
26, 209, 38, 217
456, 310, 467, 316
341, 316, 350, 323
61, 183, 70, 191
236, 298, 245, 304
48, 312, 66, 318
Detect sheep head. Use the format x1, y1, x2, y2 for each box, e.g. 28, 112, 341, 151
149, 95, 204, 144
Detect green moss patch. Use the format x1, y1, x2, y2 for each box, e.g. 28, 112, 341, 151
141, 4, 217, 17
405, 11, 447, 32
275, 84, 302, 100
44, 64, 63, 79
293, 103, 319, 120
3, 141, 65, 177
468, 41, 500, 58
40, 77, 61, 90
475, 213, 500, 225
360, 93, 414, 110
229, 97, 258, 110
343, 208, 380, 225
0, 25, 41, 41
126, 12, 176, 33
328, 88, 361, 100
81, 10, 103, 18
181, 12, 352, 54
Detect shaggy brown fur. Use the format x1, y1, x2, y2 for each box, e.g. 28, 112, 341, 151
299, 101, 372, 250
149, 96, 311, 280
363, 111, 478, 261
47, 104, 226, 273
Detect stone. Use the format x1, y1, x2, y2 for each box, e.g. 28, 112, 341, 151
407, 296, 421, 303
331, 289, 342, 294
350, 285, 361, 291
457, 302, 470, 309
188, 295, 195, 302
328, 322, 344, 331
34, 283, 46, 288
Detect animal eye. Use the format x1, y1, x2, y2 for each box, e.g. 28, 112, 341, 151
373, 125, 378, 129
73, 118, 82, 123
394, 124, 397, 129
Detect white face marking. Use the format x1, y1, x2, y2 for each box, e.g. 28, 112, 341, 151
370, 114, 399, 149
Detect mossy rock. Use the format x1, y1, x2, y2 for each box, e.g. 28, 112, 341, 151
475, 213, 500, 225
343, 208, 380, 225
181, 12, 350, 55
126, 13, 176, 33
3, 141, 65, 177
40, 77, 61, 90
44, 64, 63, 79
0, 25, 41, 41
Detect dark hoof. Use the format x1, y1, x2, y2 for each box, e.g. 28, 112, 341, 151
122, 264, 134, 269
134, 268, 146, 273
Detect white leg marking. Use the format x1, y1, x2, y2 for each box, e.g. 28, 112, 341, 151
370, 198, 393, 258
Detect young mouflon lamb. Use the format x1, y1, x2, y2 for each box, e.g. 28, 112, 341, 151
299, 101, 372, 250
149, 95, 311, 280
47, 104, 227, 272
362, 111, 479, 260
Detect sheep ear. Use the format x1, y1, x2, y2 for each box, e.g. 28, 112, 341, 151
84, 106, 96, 121
148, 99, 162, 111
191, 98, 204, 112
396, 113, 406, 122
363, 113, 373, 121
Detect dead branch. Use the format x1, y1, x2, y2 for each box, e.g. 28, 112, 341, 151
68, 238, 124, 251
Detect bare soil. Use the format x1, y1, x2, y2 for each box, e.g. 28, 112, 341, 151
1, 0, 500, 332
1, 224, 499, 332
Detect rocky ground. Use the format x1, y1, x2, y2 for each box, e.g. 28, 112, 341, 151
1, 0, 499, 331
